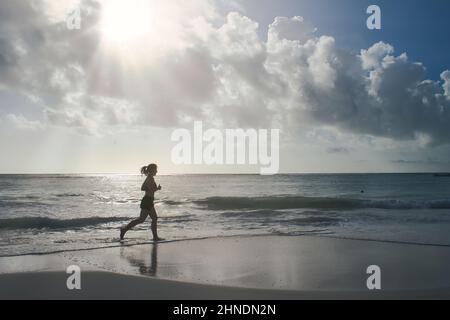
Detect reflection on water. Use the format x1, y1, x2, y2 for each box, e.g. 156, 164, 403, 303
120, 244, 158, 276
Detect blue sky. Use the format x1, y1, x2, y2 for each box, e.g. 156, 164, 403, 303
241, 0, 449, 79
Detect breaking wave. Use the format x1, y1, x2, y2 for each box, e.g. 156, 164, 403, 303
0, 216, 129, 230
192, 196, 450, 210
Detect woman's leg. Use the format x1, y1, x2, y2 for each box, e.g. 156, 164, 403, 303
148, 207, 162, 240
120, 209, 149, 239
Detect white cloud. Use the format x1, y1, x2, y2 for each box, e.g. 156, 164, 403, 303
442, 70, 450, 97
1, 113, 44, 131
268, 16, 317, 44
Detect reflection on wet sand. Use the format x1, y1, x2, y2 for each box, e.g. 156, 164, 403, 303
120, 244, 157, 276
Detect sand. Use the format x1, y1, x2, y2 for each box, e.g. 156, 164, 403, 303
1, 235, 450, 299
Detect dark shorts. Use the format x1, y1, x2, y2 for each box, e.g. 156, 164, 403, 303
140, 196, 154, 210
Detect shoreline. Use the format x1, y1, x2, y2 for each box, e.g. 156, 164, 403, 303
3, 233, 450, 259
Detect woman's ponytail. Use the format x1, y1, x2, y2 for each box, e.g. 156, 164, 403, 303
140, 165, 149, 176
140, 163, 157, 176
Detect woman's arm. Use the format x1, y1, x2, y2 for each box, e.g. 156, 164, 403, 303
143, 177, 160, 194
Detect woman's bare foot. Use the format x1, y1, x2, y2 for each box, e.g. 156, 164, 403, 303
153, 237, 164, 242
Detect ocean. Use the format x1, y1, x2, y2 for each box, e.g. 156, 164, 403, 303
1, 173, 450, 257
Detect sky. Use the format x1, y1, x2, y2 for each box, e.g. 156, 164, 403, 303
0, 0, 450, 174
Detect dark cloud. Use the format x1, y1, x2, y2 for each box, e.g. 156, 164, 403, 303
327, 147, 351, 154
391, 159, 450, 165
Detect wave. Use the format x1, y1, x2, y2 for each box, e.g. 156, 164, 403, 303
0, 200, 50, 208
55, 193, 85, 197
0, 213, 200, 230
160, 199, 191, 205
219, 210, 341, 227
0, 216, 130, 230
193, 196, 450, 210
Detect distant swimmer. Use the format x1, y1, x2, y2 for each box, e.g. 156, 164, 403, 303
120, 163, 164, 242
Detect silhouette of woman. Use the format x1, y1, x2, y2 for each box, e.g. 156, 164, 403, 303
120, 163, 163, 241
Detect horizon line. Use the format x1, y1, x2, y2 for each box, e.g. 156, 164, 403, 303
0, 171, 449, 175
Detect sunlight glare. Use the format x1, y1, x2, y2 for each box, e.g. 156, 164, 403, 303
101, 0, 153, 44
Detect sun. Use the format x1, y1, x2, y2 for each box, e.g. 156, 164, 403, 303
100, 0, 153, 44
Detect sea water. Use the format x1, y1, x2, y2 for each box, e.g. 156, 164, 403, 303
1, 173, 450, 256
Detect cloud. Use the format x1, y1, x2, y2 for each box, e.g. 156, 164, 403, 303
0, 113, 44, 131
0, 0, 101, 105
442, 70, 450, 97
268, 16, 317, 43
327, 147, 351, 154
1, 1, 450, 148
391, 158, 450, 166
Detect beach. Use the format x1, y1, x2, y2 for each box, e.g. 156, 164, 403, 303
1, 235, 450, 299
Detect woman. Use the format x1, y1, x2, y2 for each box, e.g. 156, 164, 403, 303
120, 163, 163, 241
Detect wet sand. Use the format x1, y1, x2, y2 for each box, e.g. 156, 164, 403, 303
1, 235, 450, 299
